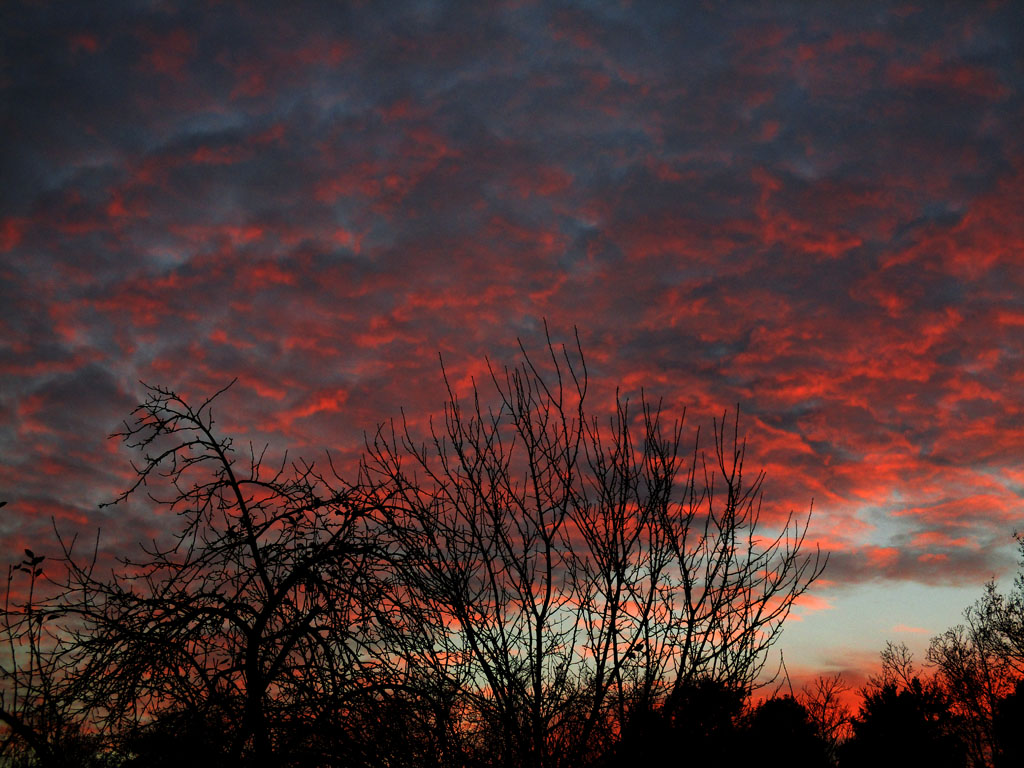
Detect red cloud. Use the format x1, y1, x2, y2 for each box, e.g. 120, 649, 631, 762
139, 28, 196, 81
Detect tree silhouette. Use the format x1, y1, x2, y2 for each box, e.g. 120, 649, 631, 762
610, 677, 746, 767
975, 535, 1024, 676
742, 695, 831, 768
927, 618, 1013, 766
44, 383, 384, 767
800, 673, 852, 765
0, 545, 101, 767
840, 647, 966, 768
612, 688, 830, 768
992, 679, 1024, 768
921, 534, 1024, 768
0, 333, 828, 768
357, 331, 826, 767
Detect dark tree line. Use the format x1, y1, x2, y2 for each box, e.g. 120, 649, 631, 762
832, 533, 1024, 768
836, 628, 1024, 768
4, 335, 1024, 768
0, 332, 871, 768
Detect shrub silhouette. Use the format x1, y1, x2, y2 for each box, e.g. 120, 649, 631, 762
611, 689, 831, 768
742, 695, 830, 768
992, 679, 1024, 768
839, 678, 966, 768
610, 678, 746, 766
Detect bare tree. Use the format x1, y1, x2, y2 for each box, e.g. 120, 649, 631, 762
46, 383, 387, 768
976, 535, 1024, 675
0, 542, 98, 768
800, 673, 852, 765
870, 641, 920, 692
1, 332, 828, 768
357, 331, 826, 768
926, 538, 1024, 768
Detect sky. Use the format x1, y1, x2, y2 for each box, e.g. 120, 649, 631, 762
2, 0, 1024, 689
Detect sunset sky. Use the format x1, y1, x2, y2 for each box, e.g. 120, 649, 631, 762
3, 0, 1023, 688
